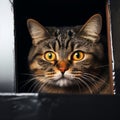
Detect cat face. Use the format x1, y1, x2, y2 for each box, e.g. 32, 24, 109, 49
27, 14, 109, 94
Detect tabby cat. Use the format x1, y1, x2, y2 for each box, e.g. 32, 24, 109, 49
27, 14, 112, 94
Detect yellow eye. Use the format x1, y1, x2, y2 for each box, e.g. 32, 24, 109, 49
72, 51, 84, 61
44, 51, 56, 61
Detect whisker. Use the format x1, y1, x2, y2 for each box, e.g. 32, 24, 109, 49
19, 73, 34, 76
30, 80, 41, 92
95, 64, 109, 69
83, 73, 108, 88
72, 79, 81, 93
20, 74, 44, 92
72, 71, 82, 74
19, 72, 44, 77
81, 75, 98, 91
84, 74, 100, 86
46, 72, 55, 74
27, 80, 39, 92
20, 77, 37, 90
84, 73, 103, 81
74, 77, 93, 94
38, 81, 49, 92
74, 79, 84, 89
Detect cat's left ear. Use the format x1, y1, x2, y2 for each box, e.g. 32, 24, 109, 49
78, 14, 102, 42
27, 19, 50, 46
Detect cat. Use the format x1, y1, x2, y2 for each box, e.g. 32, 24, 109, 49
27, 14, 112, 94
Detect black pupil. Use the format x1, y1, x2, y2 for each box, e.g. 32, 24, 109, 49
48, 53, 52, 59
75, 52, 80, 58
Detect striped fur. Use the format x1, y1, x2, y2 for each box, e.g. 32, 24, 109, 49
27, 14, 112, 94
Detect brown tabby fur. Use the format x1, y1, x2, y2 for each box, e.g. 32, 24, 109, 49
27, 14, 112, 94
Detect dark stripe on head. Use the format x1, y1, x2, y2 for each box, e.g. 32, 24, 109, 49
54, 39, 61, 51
65, 39, 71, 49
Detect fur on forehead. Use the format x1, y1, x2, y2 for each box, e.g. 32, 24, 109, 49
27, 14, 102, 46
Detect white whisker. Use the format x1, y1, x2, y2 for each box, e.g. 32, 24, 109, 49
20, 77, 37, 90
95, 64, 109, 69
38, 81, 49, 92
83, 73, 108, 88
74, 77, 93, 94
73, 80, 81, 93
84, 73, 103, 81
81, 75, 98, 91
28, 80, 40, 92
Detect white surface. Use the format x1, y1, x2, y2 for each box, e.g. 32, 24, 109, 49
0, 93, 38, 96
0, 0, 15, 92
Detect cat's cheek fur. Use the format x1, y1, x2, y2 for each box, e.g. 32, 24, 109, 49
64, 70, 75, 80
29, 60, 40, 71
51, 71, 62, 80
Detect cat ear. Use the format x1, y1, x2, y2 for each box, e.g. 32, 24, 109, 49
79, 14, 102, 42
27, 19, 50, 46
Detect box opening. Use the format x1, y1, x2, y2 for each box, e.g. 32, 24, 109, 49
14, 0, 114, 93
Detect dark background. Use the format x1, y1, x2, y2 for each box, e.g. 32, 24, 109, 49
14, 0, 109, 93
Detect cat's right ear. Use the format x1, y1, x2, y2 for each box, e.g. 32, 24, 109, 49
27, 19, 50, 46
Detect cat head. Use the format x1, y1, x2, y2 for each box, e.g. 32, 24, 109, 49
27, 14, 106, 94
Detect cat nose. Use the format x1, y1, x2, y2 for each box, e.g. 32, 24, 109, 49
58, 61, 68, 73
59, 67, 67, 73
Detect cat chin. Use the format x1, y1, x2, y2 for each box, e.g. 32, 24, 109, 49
55, 78, 73, 87
51, 71, 74, 87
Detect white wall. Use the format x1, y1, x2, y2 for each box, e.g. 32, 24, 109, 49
0, 0, 15, 92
